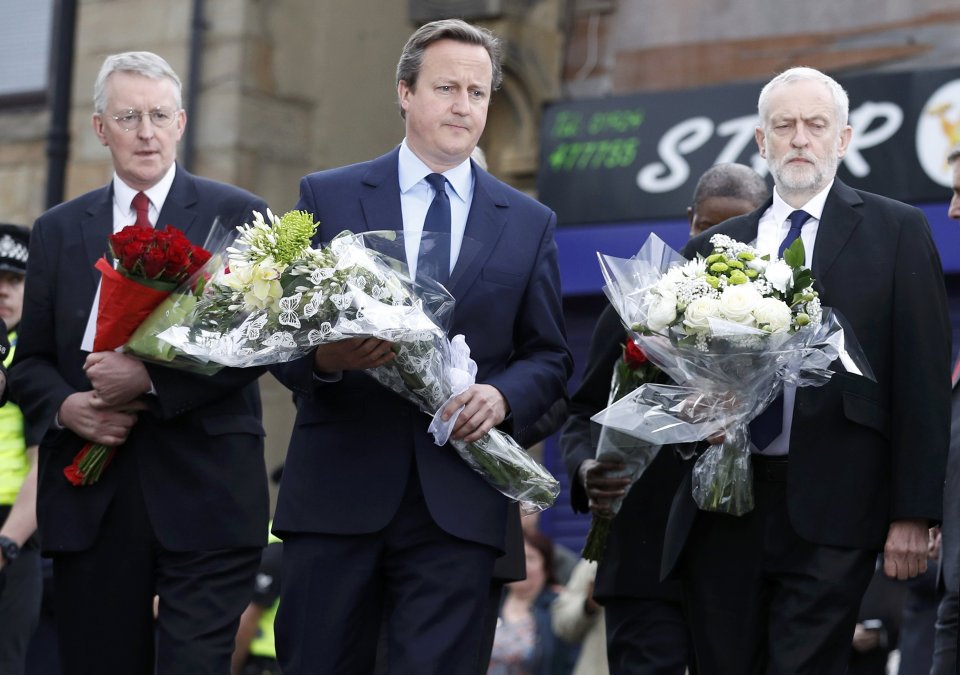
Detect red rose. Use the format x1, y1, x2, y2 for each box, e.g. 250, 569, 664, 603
143, 246, 167, 278
624, 339, 647, 368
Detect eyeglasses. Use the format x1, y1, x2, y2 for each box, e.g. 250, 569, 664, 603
109, 107, 180, 132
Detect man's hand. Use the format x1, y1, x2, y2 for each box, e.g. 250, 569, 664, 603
443, 384, 508, 444
83, 351, 151, 407
577, 459, 631, 517
313, 338, 394, 373
883, 518, 930, 580
58, 391, 147, 446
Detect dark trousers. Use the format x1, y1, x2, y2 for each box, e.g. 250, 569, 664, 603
52, 470, 261, 675
0, 545, 42, 675
276, 467, 498, 675
680, 463, 876, 674
604, 597, 691, 675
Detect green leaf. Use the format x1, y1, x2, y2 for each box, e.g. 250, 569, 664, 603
783, 238, 805, 268
792, 268, 812, 291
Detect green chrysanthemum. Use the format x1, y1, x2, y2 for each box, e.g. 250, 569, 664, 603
233, 209, 318, 267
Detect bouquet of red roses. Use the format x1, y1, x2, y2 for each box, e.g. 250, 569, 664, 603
66, 224, 211, 486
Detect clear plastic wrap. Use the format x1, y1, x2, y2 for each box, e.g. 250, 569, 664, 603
591, 233, 874, 515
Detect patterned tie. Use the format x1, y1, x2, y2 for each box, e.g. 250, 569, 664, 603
417, 173, 451, 286
778, 209, 812, 258
750, 211, 812, 451
132, 192, 152, 228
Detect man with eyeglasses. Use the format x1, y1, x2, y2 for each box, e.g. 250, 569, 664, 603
10, 51, 269, 674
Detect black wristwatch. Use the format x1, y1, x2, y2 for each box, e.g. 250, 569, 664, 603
0, 536, 19, 566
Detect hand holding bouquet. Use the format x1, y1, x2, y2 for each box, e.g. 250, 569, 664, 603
592, 233, 872, 515
149, 210, 559, 512
581, 337, 661, 561
68, 224, 211, 485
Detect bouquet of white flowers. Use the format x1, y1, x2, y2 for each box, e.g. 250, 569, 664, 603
591, 233, 872, 515
142, 209, 559, 513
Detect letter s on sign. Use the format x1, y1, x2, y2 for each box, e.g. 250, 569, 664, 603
637, 117, 714, 194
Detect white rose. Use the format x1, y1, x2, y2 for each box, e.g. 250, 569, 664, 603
746, 257, 768, 273
752, 297, 793, 333
765, 260, 793, 293
718, 284, 762, 325
682, 297, 721, 334
646, 288, 678, 332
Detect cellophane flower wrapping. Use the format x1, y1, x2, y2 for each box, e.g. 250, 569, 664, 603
591, 233, 873, 515
581, 340, 661, 561
147, 209, 559, 513
70, 224, 213, 485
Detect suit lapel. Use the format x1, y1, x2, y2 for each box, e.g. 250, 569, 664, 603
80, 186, 116, 287
446, 165, 508, 297
359, 149, 403, 233
811, 180, 863, 294
157, 167, 203, 245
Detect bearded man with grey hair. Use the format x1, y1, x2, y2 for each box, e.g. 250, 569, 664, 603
661, 66, 951, 673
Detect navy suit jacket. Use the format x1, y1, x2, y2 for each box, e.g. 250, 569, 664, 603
10, 166, 270, 553
663, 179, 952, 577
271, 148, 572, 553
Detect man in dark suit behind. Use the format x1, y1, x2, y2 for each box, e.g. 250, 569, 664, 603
662, 67, 951, 674
269, 18, 572, 675
931, 146, 960, 675
10, 52, 269, 674
559, 163, 769, 675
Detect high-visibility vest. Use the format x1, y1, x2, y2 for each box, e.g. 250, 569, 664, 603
248, 530, 282, 659
0, 331, 29, 505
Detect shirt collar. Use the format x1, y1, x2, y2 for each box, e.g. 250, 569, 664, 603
770, 179, 833, 225
112, 163, 177, 217
397, 139, 472, 204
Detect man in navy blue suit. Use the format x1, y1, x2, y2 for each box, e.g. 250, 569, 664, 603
270, 19, 572, 675
11, 52, 269, 674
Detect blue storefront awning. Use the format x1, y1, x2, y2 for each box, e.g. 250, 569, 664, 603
557, 199, 959, 297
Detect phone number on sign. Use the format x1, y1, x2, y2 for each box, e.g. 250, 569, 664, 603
547, 138, 639, 172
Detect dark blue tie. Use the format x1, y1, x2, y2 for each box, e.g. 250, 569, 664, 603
749, 211, 811, 451
417, 173, 451, 286
778, 209, 812, 257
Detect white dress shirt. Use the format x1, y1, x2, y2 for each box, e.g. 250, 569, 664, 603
111, 163, 176, 232
753, 180, 832, 455
397, 139, 475, 279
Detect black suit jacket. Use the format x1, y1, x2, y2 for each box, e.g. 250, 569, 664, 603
663, 179, 952, 576
10, 167, 270, 553
560, 303, 686, 602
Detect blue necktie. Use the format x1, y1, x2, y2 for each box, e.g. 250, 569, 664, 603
417, 173, 451, 286
750, 210, 812, 451
778, 209, 812, 258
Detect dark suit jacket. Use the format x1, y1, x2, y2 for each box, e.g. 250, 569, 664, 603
938, 370, 960, 593
271, 147, 572, 554
663, 179, 952, 576
10, 166, 270, 553
560, 303, 686, 602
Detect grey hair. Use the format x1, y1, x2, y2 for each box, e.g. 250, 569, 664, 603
396, 19, 502, 119
693, 163, 770, 210
757, 66, 849, 129
93, 51, 182, 113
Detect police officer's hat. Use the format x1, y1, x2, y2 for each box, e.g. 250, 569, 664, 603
0, 224, 30, 276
